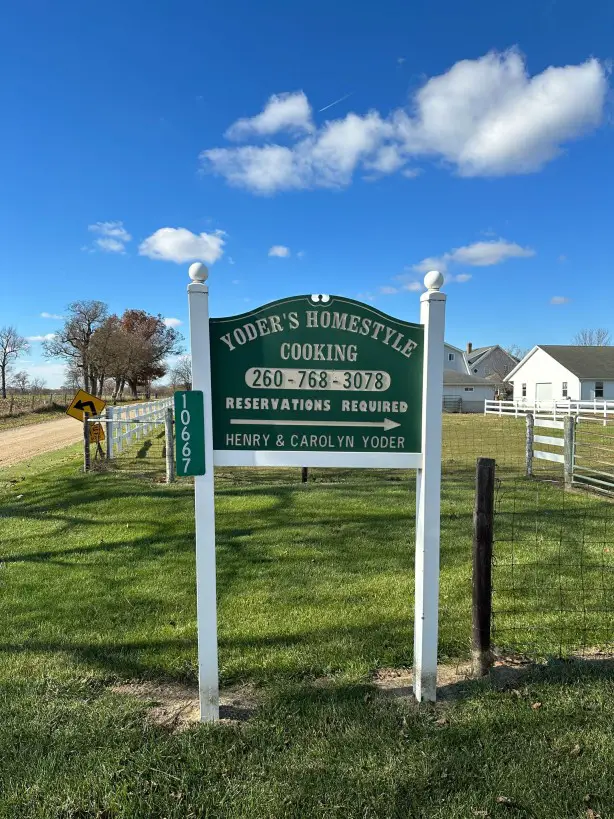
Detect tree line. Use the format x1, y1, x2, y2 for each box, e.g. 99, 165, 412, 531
42, 300, 183, 399
0, 317, 611, 401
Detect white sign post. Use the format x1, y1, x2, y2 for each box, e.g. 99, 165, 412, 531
187, 263, 219, 721
186, 262, 445, 720
413, 270, 446, 701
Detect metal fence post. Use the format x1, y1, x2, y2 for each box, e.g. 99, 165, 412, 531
83, 412, 91, 473
165, 407, 175, 483
472, 457, 495, 677
106, 406, 114, 460
526, 412, 534, 477
564, 415, 575, 489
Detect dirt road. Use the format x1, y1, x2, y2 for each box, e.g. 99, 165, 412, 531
0, 417, 83, 468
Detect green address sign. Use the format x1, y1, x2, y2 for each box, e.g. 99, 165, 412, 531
210, 295, 424, 459
174, 390, 206, 476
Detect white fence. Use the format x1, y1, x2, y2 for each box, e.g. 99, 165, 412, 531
485, 399, 614, 425
522, 410, 614, 496
102, 398, 173, 459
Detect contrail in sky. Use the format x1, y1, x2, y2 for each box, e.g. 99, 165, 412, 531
318, 92, 353, 113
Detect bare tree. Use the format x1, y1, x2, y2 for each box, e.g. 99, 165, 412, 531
169, 355, 192, 390
0, 326, 29, 399
43, 300, 108, 392
63, 362, 83, 391
30, 377, 47, 393
573, 328, 611, 346
505, 344, 530, 361
12, 371, 30, 393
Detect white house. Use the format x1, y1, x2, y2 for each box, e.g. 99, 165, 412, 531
444, 342, 468, 374
506, 346, 614, 402
443, 371, 497, 413
464, 343, 517, 380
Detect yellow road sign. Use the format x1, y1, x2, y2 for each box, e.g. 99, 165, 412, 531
90, 422, 106, 443
66, 389, 106, 422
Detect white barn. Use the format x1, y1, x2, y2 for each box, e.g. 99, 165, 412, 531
443, 371, 497, 413
506, 346, 614, 402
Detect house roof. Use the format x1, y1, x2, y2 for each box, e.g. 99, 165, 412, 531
466, 346, 493, 365
538, 346, 614, 379
443, 371, 500, 387
466, 345, 519, 366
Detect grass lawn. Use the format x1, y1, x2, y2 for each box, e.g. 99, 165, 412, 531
1, 416, 614, 817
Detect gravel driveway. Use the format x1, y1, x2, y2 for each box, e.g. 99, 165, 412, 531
0, 417, 82, 468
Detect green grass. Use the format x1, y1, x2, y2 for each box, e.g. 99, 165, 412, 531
1, 416, 614, 817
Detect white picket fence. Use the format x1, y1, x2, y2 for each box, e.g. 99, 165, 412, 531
102, 398, 173, 459
485, 399, 614, 425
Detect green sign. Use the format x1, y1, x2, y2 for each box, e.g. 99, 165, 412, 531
209, 295, 424, 457
174, 390, 206, 476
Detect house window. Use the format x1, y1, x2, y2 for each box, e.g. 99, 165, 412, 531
522, 383, 527, 398
595, 381, 604, 399
448, 353, 455, 361
464, 387, 474, 392
562, 382, 568, 398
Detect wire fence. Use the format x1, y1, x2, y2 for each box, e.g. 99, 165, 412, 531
492, 477, 614, 659
79, 405, 614, 659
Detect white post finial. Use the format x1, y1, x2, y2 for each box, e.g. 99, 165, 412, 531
424, 270, 444, 291
189, 262, 209, 283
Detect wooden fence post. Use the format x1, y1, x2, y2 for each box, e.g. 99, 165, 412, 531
83, 411, 91, 473
9, 393, 14, 415
472, 457, 495, 677
301, 467, 309, 483
526, 412, 534, 477
564, 414, 575, 490
165, 407, 175, 483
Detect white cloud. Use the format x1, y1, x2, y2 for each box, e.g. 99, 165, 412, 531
26, 333, 55, 342
297, 250, 305, 259
225, 91, 313, 140
163, 317, 182, 328
402, 282, 423, 292
379, 285, 399, 295
228, 256, 236, 265
550, 296, 571, 304
88, 220, 132, 253
94, 237, 126, 254
231, 279, 240, 285
558, 254, 568, 263
448, 273, 472, 283
41, 312, 63, 319
268, 245, 291, 258
139, 227, 225, 264
200, 50, 607, 194
413, 240, 534, 274
394, 50, 606, 176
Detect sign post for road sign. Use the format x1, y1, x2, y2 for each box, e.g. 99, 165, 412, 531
187, 263, 445, 721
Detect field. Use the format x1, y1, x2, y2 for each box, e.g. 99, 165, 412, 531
2, 416, 614, 817
0, 396, 69, 430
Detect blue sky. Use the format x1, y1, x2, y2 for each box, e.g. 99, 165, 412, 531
1, 0, 613, 387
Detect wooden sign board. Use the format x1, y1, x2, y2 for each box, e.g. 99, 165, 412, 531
186, 264, 446, 722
